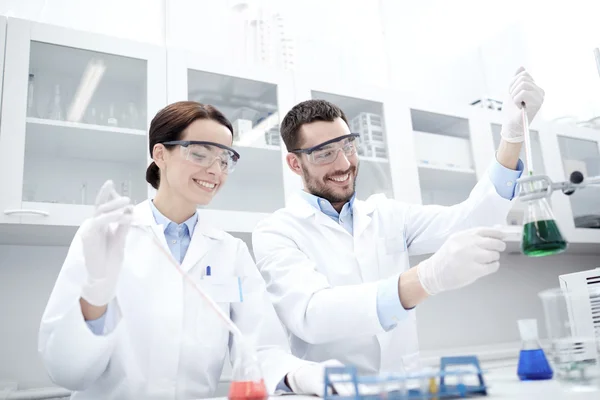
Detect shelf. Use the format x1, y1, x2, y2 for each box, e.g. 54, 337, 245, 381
234, 142, 280, 152
27, 117, 145, 136
25, 117, 147, 163
411, 109, 470, 138
418, 163, 477, 206
359, 156, 389, 163
417, 162, 475, 175
312, 91, 383, 118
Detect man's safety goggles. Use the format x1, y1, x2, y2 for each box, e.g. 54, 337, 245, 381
290, 133, 360, 165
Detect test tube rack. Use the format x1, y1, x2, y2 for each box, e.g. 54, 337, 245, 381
323, 356, 488, 400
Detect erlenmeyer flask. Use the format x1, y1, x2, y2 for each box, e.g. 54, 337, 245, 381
521, 194, 567, 257
517, 319, 553, 380
229, 341, 268, 400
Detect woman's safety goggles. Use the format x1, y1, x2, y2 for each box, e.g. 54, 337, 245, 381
290, 133, 359, 165
162, 140, 240, 174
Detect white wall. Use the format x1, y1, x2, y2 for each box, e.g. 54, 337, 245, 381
0, 244, 67, 389
414, 252, 600, 352
0, 0, 165, 45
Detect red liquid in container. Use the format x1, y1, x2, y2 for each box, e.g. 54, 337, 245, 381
228, 379, 268, 400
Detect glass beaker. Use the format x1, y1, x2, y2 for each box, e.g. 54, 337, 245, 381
538, 287, 600, 393
229, 341, 267, 400
516, 319, 553, 380
521, 195, 567, 257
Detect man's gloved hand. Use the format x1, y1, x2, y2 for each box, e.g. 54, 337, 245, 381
80, 180, 133, 306
500, 67, 545, 143
286, 359, 344, 396
417, 227, 507, 296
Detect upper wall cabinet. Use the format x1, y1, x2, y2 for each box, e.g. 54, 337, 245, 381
0, 18, 166, 226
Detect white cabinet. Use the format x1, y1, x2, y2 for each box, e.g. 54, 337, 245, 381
0, 17, 598, 252
294, 76, 403, 201
0, 18, 166, 226
409, 106, 479, 207
167, 50, 295, 233
0, 16, 6, 131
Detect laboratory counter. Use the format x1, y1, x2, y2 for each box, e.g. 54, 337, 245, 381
213, 360, 597, 400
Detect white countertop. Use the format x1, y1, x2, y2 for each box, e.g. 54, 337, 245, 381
481, 361, 598, 399
208, 360, 598, 400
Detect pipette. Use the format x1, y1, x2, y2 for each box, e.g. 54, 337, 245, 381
521, 102, 535, 177
130, 223, 267, 400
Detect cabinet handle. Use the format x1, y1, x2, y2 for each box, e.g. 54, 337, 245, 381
4, 209, 50, 216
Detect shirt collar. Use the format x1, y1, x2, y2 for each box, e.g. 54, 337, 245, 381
298, 190, 355, 219
149, 199, 198, 236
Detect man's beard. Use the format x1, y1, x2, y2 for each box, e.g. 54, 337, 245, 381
301, 163, 358, 204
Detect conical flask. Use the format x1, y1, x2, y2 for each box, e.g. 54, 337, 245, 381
229, 340, 268, 400
521, 195, 567, 257
517, 319, 553, 380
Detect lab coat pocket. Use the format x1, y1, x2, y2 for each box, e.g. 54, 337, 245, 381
197, 276, 243, 303
377, 235, 408, 278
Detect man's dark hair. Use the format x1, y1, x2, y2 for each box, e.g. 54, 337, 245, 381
280, 99, 349, 151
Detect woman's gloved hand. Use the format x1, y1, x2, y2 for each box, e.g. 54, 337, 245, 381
80, 180, 133, 306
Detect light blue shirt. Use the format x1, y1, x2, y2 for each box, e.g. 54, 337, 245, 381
300, 158, 524, 331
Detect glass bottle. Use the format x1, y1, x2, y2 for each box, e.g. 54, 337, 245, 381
27, 73, 37, 117
107, 103, 119, 126
47, 84, 64, 121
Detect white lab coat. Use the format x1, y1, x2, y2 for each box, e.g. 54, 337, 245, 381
252, 175, 513, 374
39, 200, 305, 399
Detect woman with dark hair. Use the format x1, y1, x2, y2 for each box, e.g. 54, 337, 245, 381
38, 101, 336, 399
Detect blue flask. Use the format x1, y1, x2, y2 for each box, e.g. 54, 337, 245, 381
517, 319, 553, 380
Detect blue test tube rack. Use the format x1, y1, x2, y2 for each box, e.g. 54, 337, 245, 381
323, 356, 487, 400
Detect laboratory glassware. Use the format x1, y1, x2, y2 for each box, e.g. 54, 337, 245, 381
518, 104, 567, 256
516, 319, 553, 380
48, 84, 64, 121
539, 287, 600, 393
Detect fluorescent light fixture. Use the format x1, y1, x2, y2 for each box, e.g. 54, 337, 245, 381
67, 58, 106, 123
236, 112, 279, 146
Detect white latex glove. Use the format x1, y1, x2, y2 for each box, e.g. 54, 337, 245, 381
80, 180, 133, 306
417, 227, 507, 296
500, 67, 545, 143
286, 359, 344, 397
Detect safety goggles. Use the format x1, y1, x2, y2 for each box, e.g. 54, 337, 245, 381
290, 133, 360, 165
162, 140, 240, 174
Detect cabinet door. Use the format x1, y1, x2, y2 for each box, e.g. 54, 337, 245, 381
167, 51, 290, 232
0, 18, 166, 226
294, 77, 398, 202
556, 131, 600, 243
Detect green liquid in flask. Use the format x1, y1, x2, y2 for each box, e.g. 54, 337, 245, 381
522, 220, 567, 257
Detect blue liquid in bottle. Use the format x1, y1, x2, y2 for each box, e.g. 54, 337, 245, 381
518, 349, 553, 381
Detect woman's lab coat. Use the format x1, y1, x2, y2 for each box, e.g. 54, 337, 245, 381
38, 200, 305, 399
252, 176, 513, 374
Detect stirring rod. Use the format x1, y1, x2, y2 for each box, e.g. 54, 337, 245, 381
130, 223, 245, 341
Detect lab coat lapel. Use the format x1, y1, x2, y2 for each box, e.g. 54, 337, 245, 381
352, 199, 379, 282
288, 194, 350, 235
133, 200, 170, 252
352, 199, 375, 239
180, 225, 224, 273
